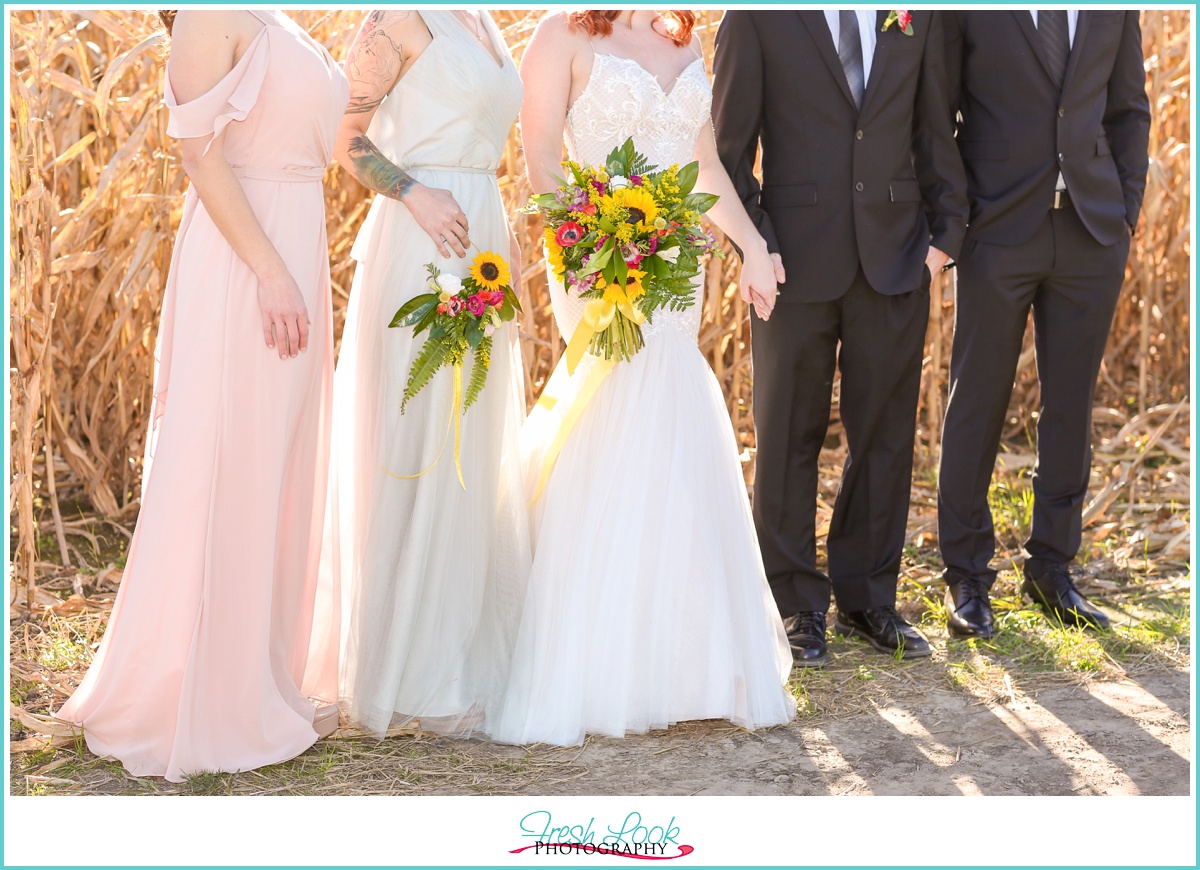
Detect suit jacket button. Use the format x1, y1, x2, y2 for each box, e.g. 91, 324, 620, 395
855, 182, 864, 192
1058, 152, 1064, 161
1058, 107, 1066, 117
856, 129, 864, 139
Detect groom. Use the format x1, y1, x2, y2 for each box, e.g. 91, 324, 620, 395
713, 11, 967, 664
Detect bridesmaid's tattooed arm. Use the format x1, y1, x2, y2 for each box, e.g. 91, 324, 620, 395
345, 135, 416, 200
345, 10, 409, 115
335, 10, 425, 200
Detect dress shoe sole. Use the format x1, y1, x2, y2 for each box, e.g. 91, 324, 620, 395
834, 621, 933, 658
791, 651, 829, 668
946, 620, 997, 640
1029, 600, 1110, 630
1022, 583, 1110, 630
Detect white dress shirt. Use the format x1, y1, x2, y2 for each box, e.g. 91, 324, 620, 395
1031, 10, 1079, 190
825, 9, 879, 84
1030, 9, 1079, 46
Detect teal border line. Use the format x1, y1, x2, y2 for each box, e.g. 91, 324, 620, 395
2, 2, 1195, 868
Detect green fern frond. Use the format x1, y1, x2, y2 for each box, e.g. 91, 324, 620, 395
462, 335, 493, 413
401, 339, 449, 414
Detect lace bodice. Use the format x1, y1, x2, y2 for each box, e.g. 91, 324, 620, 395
552, 52, 712, 342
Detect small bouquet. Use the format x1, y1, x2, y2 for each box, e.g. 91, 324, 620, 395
389, 251, 520, 415
529, 138, 723, 371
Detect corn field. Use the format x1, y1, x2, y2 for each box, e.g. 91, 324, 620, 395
8, 10, 1191, 605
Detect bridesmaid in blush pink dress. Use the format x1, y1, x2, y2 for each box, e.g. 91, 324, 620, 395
56, 9, 349, 782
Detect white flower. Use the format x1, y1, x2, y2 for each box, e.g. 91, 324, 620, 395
609, 175, 630, 190
484, 322, 496, 338
436, 273, 464, 295
658, 245, 681, 264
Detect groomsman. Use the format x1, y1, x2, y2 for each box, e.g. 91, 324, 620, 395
713, 11, 967, 664
937, 11, 1150, 637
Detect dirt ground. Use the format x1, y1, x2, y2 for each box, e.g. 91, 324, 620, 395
541, 669, 1192, 797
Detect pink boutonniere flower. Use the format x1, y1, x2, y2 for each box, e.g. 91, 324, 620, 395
882, 10, 914, 36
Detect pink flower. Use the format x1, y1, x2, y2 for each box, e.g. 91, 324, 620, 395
629, 175, 643, 186
897, 10, 912, 30
466, 294, 487, 317
591, 180, 607, 196
489, 291, 506, 306
446, 297, 463, 316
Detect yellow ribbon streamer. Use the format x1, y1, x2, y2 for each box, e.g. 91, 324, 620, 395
529, 356, 616, 504
382, 363, 466, 491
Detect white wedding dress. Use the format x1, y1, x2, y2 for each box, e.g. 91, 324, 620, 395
488, 51, 796, 746
322, 11, 530, 737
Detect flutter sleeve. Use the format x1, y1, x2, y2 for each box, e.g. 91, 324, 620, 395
163, 27, 270, 156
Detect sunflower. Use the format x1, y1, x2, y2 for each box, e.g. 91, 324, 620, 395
544, 228, 565, 275
612, 187, 661, 232
603, 268, 647, 304
470, 251, 511, 292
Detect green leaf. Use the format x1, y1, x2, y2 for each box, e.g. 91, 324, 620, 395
412, 304, 441, 335
614, 251, 628, 287
675, 161, 700, 197
389, 293, 438, 329
580, 244, 614, 277
465, 318, 485, 348
504, 286, 523, 313
401, 339, 450, 414
462, 335, 493, 414
683, 192, 720, 214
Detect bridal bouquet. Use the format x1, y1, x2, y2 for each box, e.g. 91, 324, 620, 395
530, 138, 723, 371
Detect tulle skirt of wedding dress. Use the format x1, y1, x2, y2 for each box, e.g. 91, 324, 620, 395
488, 276, 796, 746
322, 170, 531, 737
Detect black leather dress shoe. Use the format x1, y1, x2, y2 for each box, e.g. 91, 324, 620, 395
945, 573, 996, 638
783, 611, 828, 667
835, 606, 932, 658
1022, 564, 1110, 629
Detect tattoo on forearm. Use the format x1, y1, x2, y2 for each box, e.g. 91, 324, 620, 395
347, 135, 416, 200
345, 10, 409, 115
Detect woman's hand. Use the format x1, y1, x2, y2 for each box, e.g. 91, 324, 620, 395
255, 263, 309, 359
400, 184, 471, 258
740, 245, 783, 321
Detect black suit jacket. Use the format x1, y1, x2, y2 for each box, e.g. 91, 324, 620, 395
944, 11, 1150, 247
713, 10, 967, 302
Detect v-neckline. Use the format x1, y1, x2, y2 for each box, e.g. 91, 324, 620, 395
450, 10, 505, 70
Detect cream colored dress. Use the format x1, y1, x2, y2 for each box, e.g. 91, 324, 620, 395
323, 11, 531, 736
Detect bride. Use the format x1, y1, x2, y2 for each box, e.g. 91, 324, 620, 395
489, 9, 796, 746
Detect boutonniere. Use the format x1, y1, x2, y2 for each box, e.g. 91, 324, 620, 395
882, 10, 914, 35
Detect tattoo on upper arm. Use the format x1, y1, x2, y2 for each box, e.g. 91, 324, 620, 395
344, 10, 411, 115
347, 134, 416, 200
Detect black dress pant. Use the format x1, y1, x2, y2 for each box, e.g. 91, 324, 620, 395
751, 267, 930, 618
938, 205, 1129, 584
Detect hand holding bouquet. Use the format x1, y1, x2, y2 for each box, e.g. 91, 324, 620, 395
530, 138, 723, 372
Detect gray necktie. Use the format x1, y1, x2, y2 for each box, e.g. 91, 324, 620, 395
1038, 10, 1070, 90
838, 10, 865, 109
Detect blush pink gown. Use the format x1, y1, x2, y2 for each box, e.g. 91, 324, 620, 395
57, 10, 349, 782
